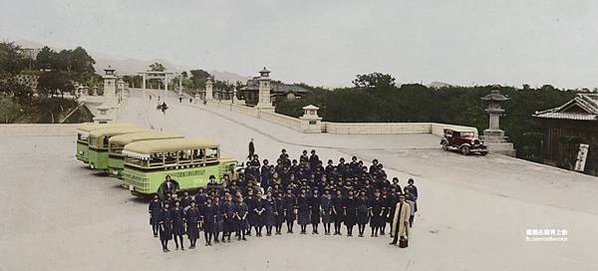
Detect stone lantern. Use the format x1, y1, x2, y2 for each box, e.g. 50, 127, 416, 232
93, 105, 114, 124
300, 104, 322, 133
480, 85, 515, 156
205, 76, 214, 101
255, 67, 275, 111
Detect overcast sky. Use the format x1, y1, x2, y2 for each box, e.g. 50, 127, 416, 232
1, 0, 598, 88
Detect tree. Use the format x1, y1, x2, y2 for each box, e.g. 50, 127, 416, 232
70, 47, 95, 74
38, 70, 75, 98
0, 42, 26, 76
149, 62, 165, 72
35, 46, 58, 70
352, 72, 396, 89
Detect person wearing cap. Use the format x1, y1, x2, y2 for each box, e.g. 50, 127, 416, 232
248, 138, 255, 160
234, 196, 249, 241
387, 186, 400, 237
223, 194, 236, 242
389, 194, 411, 247
158, 201, 174, 252
264, 191, 276, 236
320, 189, 333, 235
181, 191, 194, 209
369, 159, 379, 176
148, 194, 162, 237
253, 192, 266, 237
379, 189, 390, 235
332, 189, 345, 235
309, 188, 322, 234
201, 197, 216, 246
405, 178, 419, 209
245, 189, 257, 236
356, 190, 369, 237
297, 188, 310, 234
163, 192, 175, 210
213, 196, 224, 243
274, 192, 285, 235
158, 175, 177, 199
171, 201, 186, 250
283, 188, 297, 233
343, 190, 357, 237
206, 175, 221, 195
309, 150, 320, 171
369, 190, 384, 237
349, 156, 359, 178
186, 200, 201, 249
260, 159, 272, 190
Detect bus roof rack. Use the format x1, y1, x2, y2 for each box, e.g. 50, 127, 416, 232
123, 138, 220, 154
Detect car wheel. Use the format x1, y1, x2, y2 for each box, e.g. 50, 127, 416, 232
441, 142, 449, 151
480, 151, 488, 156
460, 146, 470, 155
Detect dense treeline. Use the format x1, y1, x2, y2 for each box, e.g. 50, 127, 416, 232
276, 74, 578, 161
0, 41, 95, 123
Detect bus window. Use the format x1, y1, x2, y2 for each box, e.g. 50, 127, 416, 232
149, 153, 164, 167
165, 152, 177, 165
125, 156, 148, 167
206, 148, 218, 161
193, 149, 205, 161
78, 133, 88, 142
110, 144, 124, 154
102, 137, 109, 148
179, 150, 192, 164
89, 137, 97, 147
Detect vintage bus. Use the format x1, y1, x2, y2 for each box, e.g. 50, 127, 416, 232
107, 131, 184, 178
76, 123, 135, 164
87, 126, 148, 170
121, 138, 238, 196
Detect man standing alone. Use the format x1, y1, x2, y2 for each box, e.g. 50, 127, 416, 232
248, 138, 255, 159
389, 194, 411, 247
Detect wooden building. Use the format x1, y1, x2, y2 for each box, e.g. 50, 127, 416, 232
239, 77, 309, 106
533, 93, 598, 176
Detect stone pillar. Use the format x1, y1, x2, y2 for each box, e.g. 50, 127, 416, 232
205, 76, 214, 101
142, 73, 146, 89
163, 74, 168, 91
300, 104, 323, 133
255, 67, 274, 111
103, 66, 117, 106
178, 74, 183, 96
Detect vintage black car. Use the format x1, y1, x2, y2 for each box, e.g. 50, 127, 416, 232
440, 129, 488, 155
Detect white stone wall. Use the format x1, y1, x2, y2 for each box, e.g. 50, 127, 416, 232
205, 101, 479, 136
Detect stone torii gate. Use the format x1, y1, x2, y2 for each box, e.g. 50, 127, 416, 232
139, 71, 174, 91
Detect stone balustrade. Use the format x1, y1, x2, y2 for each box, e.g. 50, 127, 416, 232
0, 124, 79, 136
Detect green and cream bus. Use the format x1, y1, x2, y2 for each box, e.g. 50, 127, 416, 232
121, 138, 238, 196
76, 123, 134, 164
87, 126, 148, 170
107, 131, 184, 178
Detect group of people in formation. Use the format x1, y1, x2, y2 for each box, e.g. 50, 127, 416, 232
148, 148, 419, 252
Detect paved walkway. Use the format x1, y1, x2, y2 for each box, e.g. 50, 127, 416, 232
0, 89, 596, 271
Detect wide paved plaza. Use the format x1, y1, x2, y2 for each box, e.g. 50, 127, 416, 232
1, 89, 597, 271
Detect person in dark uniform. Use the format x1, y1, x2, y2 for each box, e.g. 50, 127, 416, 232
387, 186, 400, 237
206, 175, 222, 195
248, 138, 255, 160
245, 189, 257, 236
405, 178, 419, 213
186, 200, 201, 249
171, 201, 186, 250
369, 190, 384, 237
213, 196, 224, 243
181, 190, 194, 209
158, 201, 174, 252
235, 196, 249, 241
283, 188, 297, 233
260, 159, 272, 190
194, 188, 207, 207
309, 149, 319, 171
297, 188, 310, 234
201, 197, 216, 246
356, 190, 369, 237
253, 193, 266, 237
320, 189, 333, 235
343, 190, 357, 237
332, 189, 345, 235
264, 192, 276, 236
223, 194, 236, 242
148, 195, 162, 237
274, 192, 285, 235
309, 188, 321, 234
159, 175, 177, 199
162, 192, 175, 210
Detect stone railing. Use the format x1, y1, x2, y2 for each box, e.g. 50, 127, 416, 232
205, 100, 478, 136
0, 124, 79, 136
